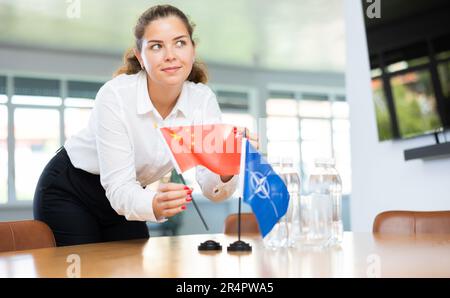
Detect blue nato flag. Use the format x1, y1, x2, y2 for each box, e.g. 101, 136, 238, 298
242, 140, 290, 238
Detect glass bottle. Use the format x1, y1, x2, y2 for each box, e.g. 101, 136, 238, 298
301, 158, 340, 249
278, 158, 301, 247
328, 160, 343, 245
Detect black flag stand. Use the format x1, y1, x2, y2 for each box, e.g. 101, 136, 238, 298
227, 195, 252, 252
178, 174, 222, 251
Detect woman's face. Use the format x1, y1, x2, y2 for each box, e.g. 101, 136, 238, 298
139, 16, 195, 87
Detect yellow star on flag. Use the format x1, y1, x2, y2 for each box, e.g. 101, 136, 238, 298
170, 132, 182, 142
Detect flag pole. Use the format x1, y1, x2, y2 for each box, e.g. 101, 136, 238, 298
178, 174, 209, 231
239, 128, 247, 241
238, 195, 241, 242
227, 128, 251, 252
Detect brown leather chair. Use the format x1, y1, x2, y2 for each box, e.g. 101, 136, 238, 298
373, 210, 450, 235
224, 213, 260, 235
0, 220, 56, 253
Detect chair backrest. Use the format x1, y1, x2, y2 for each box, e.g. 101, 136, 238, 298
0, 220, 56, 253
224, 213, 260, 235
373, 210, 450, 235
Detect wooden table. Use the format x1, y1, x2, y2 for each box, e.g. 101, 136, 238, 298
1, 232, 449, 277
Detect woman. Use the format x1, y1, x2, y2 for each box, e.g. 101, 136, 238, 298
33, 5, 257, 246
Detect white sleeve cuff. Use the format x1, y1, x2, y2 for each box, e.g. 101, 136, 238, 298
196, 166, 239, 202
127, 187, 167, 223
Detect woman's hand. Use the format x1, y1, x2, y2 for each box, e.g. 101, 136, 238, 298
220, 127, 259, 183
152, 183, 192, 220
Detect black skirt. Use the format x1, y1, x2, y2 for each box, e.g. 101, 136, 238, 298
33, 147, 149, 246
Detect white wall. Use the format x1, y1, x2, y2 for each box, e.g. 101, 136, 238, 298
345, 0, 450, 232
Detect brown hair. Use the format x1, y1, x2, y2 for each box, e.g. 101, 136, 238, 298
113, 5, 208, 83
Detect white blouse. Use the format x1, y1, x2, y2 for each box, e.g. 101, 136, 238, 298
64, 71, 239, 222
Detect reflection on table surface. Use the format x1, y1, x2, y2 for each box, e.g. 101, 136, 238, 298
0, 232, 449, 277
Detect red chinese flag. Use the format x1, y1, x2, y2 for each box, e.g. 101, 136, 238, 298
159, 124, 243, 175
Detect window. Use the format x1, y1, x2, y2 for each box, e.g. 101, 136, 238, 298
12, 95, 61, 106
332, 101, 349, 118
266, 92, 351, 194
300, 119, 332, 156
14, 108, 60, 201
267, 99, 298, 116
267, 116, 300, 169
215, 90, 249, 111
298, 100, 332, 118
13, 77, 61, 106
12, 77, 62, 202
64, 108, 92, 139
267, 117, 299, 141
64, 81, 101, 140
266, 97, 301, 170
300, 119, 332, 185
0, 105, 7, 204
0, 77, 106, 205
64, 98, 94, 140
